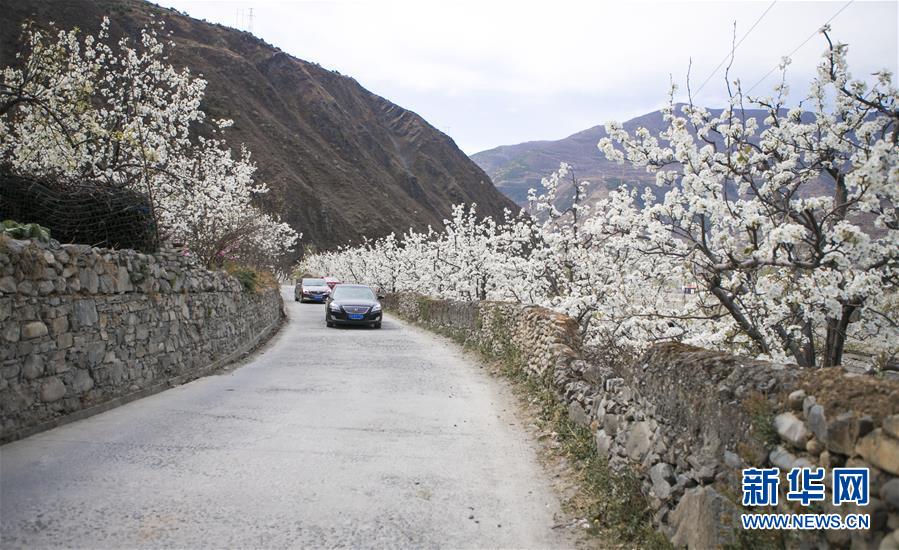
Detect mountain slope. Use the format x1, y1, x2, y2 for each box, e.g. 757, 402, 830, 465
471, 110, 671, 207
472, 107, 828, 209
0, 0, 518, 266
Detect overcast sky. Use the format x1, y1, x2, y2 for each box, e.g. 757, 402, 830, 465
155, 0, 898, 154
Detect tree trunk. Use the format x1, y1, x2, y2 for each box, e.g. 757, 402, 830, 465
707, 279, 772, 357
800, 320, 816, 368
823, 304, 855, 368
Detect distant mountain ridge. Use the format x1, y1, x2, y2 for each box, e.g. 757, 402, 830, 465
471, 107, 826, 209
0, 0, 518, 268
471, 109, 672, 207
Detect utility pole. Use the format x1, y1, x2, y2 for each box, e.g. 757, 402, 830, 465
235, 7, 255, 33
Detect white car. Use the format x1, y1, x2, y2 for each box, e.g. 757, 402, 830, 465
295, 278, 331, 303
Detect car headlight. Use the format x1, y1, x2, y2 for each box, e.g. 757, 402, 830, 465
371, 303, 382, 312
329, 303, 342, 312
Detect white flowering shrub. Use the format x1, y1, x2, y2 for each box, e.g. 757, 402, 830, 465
0, 18, 297, 268
303, 32, 897, 369
596, 27, 897, 368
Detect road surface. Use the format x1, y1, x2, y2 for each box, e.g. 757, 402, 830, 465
1, 286, 572, 548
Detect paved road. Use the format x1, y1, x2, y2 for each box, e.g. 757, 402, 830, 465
1, 286, 571, 548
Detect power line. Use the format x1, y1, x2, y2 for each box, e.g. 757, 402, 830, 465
693, 0, 778, 95
745, 0, 854, 95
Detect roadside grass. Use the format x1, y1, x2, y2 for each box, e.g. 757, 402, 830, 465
495, 359, 671, 549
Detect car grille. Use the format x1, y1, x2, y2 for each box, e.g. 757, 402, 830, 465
306, 289, 326, 294
343, 306, 371, 314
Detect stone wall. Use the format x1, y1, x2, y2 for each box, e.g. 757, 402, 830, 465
0, 237, 283, 442
384, 292, 899, 549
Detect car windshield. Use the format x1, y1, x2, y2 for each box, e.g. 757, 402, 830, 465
302, 278, 326, 286
332, 286, 375, 301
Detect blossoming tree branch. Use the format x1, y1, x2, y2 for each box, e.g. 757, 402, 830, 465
0, 17, 298, 268
302, 29, 897, 369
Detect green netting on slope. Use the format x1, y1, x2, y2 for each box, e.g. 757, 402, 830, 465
0, 171, 159, 252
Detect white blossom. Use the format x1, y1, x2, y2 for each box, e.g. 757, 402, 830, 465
301, 33, 897, 370
0, 19, 298, 268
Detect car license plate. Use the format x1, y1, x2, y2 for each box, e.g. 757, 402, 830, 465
313, 295, 323, 300
348, 313, 364, 320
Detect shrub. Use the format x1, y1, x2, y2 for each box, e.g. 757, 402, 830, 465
225, 263, 278, 293
1, 220, 51, 243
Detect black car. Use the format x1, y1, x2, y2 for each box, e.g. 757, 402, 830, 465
325, 284, 383, 329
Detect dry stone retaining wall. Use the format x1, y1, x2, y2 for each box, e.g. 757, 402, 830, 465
384, 292, 899, 549
0, 237, 283, 442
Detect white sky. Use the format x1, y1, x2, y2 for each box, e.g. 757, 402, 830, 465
154, 0, 898, 154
